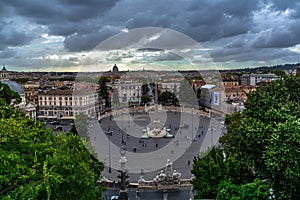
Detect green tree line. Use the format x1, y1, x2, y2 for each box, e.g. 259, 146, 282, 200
0, 85, 104, 199
192, 75, 300, 199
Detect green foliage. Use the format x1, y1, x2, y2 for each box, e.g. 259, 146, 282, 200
273, 70, 287, 78
0, 82, 21, 105
142, 84, 149, 95
217, 179, 269, 200
98, 76, 110, 106
191, 147, 254, 199
11, 78, 29, 84
141, 94, 151, 104
158, 91, 178, 106
0, 106, 104, 199
221, 75, 300, 199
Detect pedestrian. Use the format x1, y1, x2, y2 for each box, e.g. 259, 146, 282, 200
188, 160, 190, 165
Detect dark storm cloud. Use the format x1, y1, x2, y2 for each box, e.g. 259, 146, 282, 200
1, 0, 300, 70
0, 20, 33, 50
3, 0, 118, 25
252, 19, 300, 48
0, 48, 17, 59
0, 0, 291, 50
64, 27, 121, 51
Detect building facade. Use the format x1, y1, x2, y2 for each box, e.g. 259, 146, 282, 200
113, 80, 142, 104
160, 82, 180, 94
240, 73, 278, 86
38, 89, 102, 119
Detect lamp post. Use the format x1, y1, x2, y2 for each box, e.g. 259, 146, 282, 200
122, 118, 125, 145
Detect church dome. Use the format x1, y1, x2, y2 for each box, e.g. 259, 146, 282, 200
1, 66, 7, 72
112, 64, 119, 74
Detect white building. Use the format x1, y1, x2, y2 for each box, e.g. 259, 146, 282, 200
38, 89, 103, 119
161, 82, 180, 94
113, 80, 142, 104
240, 73, 278, 86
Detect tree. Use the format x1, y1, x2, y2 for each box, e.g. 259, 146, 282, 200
0, 106, 104, 199
217, 179, 269, 200
141, 94, 151, 104
0, 82, 21, 105
221, 75, 300, 199
158, 91, 178, 106
98, 76, 110, 107
191, 147, 254, 199
142, 84, 149, 95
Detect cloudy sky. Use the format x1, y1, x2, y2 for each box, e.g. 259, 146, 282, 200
1, 0, 300, 72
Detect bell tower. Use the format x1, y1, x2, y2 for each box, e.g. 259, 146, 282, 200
0, 65, 9, 80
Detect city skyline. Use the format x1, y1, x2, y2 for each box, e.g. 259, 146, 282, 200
1, 0, 300, 72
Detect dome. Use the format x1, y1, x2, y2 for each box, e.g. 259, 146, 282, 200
1, 80, 25, 95
112, 64, 119, 74
1, 66, 7, 72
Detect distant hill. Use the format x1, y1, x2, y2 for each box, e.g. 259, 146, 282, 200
222, 63, 299, 73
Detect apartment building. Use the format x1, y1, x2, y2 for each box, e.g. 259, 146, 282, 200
38, 89, 102, 119
113, 80, 142, 104
160, 82, 180, 94
240, 73, 278, 86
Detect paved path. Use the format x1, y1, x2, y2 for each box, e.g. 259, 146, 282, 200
87, 109, 224, 182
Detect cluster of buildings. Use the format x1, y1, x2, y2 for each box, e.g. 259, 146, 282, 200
1, 64, 287, 120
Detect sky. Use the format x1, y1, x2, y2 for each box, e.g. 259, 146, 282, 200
0, 0, 300, 72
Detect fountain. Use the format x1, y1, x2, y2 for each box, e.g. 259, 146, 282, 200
142, 82, 173, 138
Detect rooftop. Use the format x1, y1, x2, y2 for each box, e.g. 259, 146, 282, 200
1, 80, 24, 95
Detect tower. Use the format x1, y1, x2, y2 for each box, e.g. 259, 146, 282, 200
113, 64, 119, 76
0, 65, 9, 80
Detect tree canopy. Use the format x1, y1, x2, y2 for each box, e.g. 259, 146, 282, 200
0, 82, 21, 105
191, 147, 255, 199
192, 75, 300, 199
222, 75, 300, 199
0, 106, 104, 199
